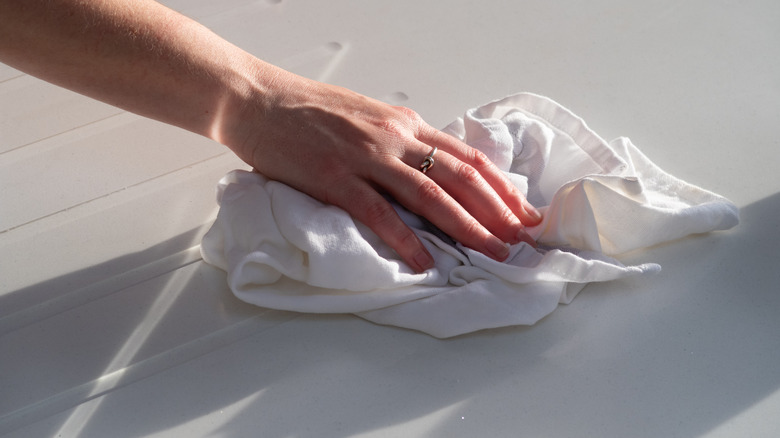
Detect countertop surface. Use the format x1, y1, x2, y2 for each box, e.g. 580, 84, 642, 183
2, 1, 779, 437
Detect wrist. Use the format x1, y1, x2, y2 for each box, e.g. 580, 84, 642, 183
211, 55, 303, 163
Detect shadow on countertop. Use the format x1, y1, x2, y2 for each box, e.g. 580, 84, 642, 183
3, 193, 778, 438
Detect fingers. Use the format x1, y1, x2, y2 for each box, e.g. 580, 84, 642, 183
330, 161, 523, 274
417, 125, 542, 226
330, 177, 435, 273
373, 160, 522, 263
384, 164, 514, 261
337, 115, 543, 269
414, 147, 538, 247
251, 94, 542, 273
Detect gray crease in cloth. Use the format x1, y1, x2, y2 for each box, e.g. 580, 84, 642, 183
200, 93, 739, 338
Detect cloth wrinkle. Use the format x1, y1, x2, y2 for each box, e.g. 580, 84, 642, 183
201, 92, 739, 338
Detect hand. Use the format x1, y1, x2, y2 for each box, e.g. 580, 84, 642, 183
221, 74, 543, 272
0, 0, 541, 273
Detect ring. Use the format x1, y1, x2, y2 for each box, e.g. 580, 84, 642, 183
420, 146, 437, 174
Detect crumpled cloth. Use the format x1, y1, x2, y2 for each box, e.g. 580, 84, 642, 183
200, 93, 739, 338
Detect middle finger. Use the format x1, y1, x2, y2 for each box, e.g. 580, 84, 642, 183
414, 145, 535, 246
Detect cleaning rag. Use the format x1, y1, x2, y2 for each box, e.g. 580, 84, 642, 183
200, 93, 739, 338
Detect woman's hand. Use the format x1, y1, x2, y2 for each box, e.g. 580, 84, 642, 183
220, 74, 542, 272
0, 0, 541, 273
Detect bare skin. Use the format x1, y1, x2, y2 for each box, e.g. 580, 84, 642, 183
0, 0, 542, 272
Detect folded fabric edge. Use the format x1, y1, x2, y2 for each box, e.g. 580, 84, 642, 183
446, 92, 629, 175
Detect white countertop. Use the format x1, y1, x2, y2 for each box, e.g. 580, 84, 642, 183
2, 1, 779, 436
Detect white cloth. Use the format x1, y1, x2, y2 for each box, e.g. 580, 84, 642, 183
200, 93, 739, 338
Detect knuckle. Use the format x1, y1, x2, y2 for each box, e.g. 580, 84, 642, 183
396, 106, 421, 123
414, 178, 448, 206
496, 206, 519, 227
395, 226, 420, 249
321, 173, 354, 205
360, 198, 397, 227
454, 162, 483, 186
379, 117, 407, 137
469, 148, 492, 168
461, 218, 485, 240
358, 198, 419, 251
377, 107, 428, 144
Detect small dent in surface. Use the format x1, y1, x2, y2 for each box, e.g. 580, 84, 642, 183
325, 41, 344, 52
387, 92, 409, 104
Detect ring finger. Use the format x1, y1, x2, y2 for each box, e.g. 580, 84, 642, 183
411, 145, 536, 246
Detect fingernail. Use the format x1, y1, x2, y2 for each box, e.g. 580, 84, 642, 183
486, 236, 510, 261
516, 228, 538, 248
413, 250, 434, 272
527, 204, 542, 221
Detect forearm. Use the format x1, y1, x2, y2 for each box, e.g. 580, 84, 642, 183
0, 0, 542, 272
0, 0, 278, 143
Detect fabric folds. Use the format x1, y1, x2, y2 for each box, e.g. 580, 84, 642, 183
200, 93, 739, 338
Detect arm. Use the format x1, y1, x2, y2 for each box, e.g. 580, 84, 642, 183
0, 0, 542, 272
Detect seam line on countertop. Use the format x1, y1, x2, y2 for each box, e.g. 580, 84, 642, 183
0, 111, 125, 157
0, 151, 231, 235
0, 309, 297, 436
0, 246, 204, 336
